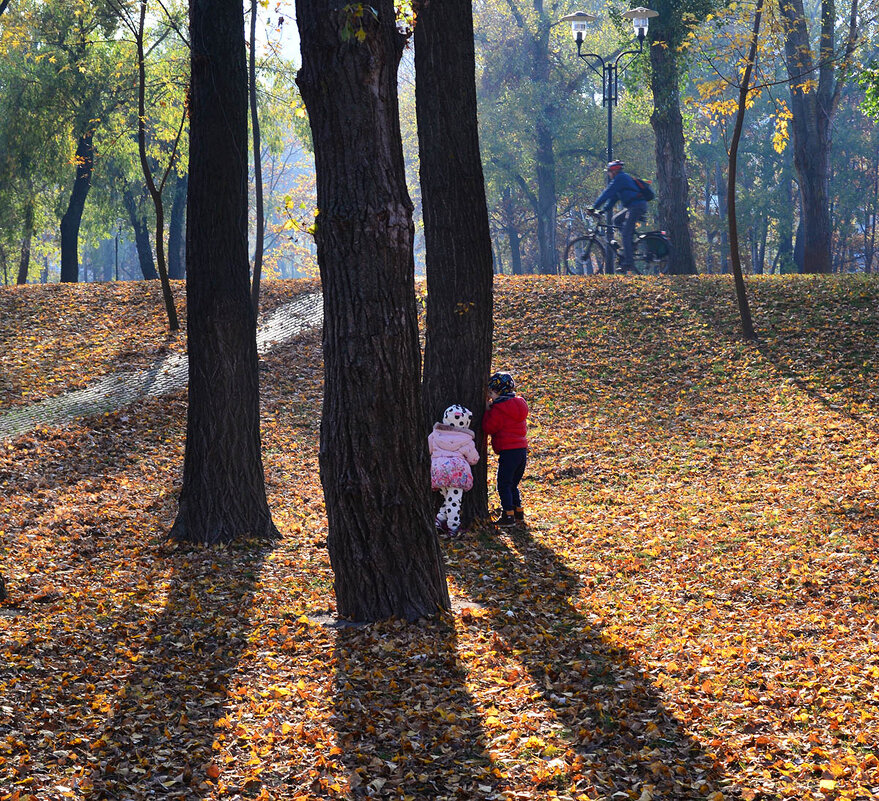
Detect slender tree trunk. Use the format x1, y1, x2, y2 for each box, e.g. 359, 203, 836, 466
171, 0, 278, 546
727, 0, 761, 340
296, 0, 450, 622
16, 197, 34, 285
59, 130, 94, 283
714, 160, 730, 274
501, 186, 524, 275
649, 8, 697, 275
534, 119, 558, 274
0, 243, 8, 285
776, 160, 795, 273
249, 0, 265, 315
168, 173, 187, 279
122, 186, 159, 279
864, 158, 877, 272
136, 0, 179, 330
415, 0, 494, 525
101, 237, 113, 282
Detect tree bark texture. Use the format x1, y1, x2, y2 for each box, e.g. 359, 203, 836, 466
59, 130, 94, 283
122, 186, 159, 280
780, 0, 858, 274
649, 17, 697, 275
171, 0, 277, 546
168, 173, 187, 280
415, 0, 494, 524
296, 0, 450, 623
16, 197, 33, 285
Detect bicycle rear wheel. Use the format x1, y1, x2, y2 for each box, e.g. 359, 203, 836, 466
634, 233, 671, 276
564, 235, 607, 276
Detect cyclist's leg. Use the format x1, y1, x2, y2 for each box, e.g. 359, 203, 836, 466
620, 203, 646, 271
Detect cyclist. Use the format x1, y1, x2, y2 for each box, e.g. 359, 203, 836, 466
588, 160, 647, 274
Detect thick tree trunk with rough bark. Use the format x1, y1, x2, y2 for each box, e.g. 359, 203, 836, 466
171, 0, 277, 546
16, 198, 33, 285
296, 0, 450, 623
415, 0, 494, 525
59, 131, 94, 283
122, 187, 159, 280
649, 19, 697, 275
168, 174, 187, 279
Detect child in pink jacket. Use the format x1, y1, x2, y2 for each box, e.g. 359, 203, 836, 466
428, 405, 480, 535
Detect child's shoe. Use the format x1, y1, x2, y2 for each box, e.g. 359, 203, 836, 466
494, 511, 516, 528
435, 516, 448, 533
514, 507, 525, 522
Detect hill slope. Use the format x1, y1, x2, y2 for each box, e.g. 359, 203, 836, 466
1, 275, 878, 801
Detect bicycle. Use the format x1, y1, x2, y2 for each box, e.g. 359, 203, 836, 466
562, 210, 672, 276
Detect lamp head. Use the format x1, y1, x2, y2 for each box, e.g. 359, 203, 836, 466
560, 11, 597, 44
621, 6, 658, 41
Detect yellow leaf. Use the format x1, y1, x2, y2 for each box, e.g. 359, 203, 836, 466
820, 779, 837, 791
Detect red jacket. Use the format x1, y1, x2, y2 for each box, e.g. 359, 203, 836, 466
482, 395, 528, 453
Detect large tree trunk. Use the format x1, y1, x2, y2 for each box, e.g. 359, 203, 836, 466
415, 0, 494, 526
649, 13, 697, 275
167, 173, 187, 279
122, 186, 159, 280
171, 0, 278, 546
16, 197, 34, 285
296, 0, 450, 622
781, 0, 858, 274
59, 130, 94, 283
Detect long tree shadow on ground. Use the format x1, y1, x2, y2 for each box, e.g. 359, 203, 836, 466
663, 276, 879, 420
331, 613, 503, 799
444, 523, 730, 799
81, 541, 271, 800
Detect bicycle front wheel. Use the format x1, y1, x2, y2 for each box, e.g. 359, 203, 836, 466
564, 235, 607, 276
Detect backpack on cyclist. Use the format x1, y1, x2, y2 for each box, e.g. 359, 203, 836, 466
633, 177, 655, 201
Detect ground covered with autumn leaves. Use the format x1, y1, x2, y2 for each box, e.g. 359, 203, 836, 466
1, 275, 878, 801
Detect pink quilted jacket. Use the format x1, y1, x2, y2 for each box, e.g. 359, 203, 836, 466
428, 424, 480, 464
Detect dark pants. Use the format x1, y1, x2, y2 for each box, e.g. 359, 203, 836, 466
613, 201, 647, 270
497, 448, 527, 511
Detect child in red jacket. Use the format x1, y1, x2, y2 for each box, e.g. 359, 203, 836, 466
483, 371, 528, 528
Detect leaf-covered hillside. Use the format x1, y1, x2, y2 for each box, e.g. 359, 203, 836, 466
1, 275, 877, 801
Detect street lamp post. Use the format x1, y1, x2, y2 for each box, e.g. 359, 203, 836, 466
561, 7, 658, 273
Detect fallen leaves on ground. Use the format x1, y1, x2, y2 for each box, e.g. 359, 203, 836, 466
0, 279, 320, 409
0, 274, 877, 801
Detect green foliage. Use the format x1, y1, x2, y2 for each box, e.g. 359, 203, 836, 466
858, 64, 879, 120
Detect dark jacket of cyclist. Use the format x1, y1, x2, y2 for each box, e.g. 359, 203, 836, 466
594, 170, 643, 210
591, 161, 647, 273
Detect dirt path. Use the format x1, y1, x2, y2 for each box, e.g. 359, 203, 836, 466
0, 292, 323, 441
